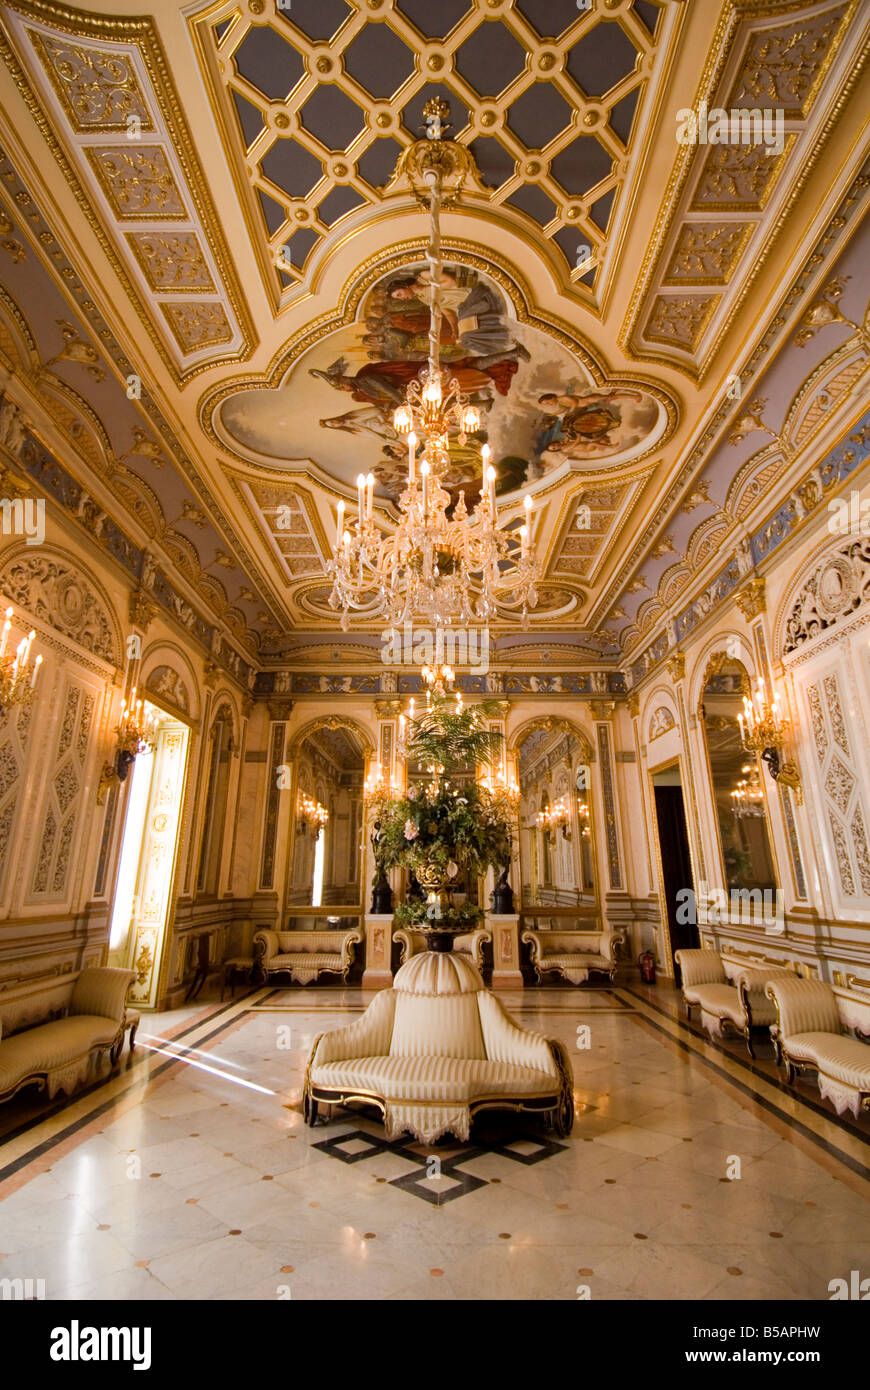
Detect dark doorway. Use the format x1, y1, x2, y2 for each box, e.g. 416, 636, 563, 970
654, 783, 697, 981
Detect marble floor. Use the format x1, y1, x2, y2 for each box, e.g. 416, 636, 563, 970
0, 981, 867, 1301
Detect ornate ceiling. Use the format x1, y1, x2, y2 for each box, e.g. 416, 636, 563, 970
0, 0, 867, 680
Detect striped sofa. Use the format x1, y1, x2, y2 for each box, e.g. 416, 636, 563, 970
521, 928, 623, 985
253, 928, 362, 986
0, 967, 135, 1105
675, 948, 791, 1056
766, 976, 870, 1118
303, 952, 574, 1144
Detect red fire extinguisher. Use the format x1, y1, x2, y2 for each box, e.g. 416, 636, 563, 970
639, 950, 656, 984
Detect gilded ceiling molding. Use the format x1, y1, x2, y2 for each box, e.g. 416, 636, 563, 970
596, 160, 870, 630
627, 405, 870, 689
0, 282, 39, 372
620, 0, 865, 380
0, 146, 287, 639
187, 0, 681, 316
0, 0, 258, 383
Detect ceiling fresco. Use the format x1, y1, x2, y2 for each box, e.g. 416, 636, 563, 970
218, 259, 666, 502
0, 0, 867, 674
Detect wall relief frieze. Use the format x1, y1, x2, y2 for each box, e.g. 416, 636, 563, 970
783, 537, 870, 654
0, 549, 119, 665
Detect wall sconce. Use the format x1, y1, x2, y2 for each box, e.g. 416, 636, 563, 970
298, 793, 328, 838
576, 796, 591, 838
738, 677, 801, 801
0, 606, 42, 718
97, 687, 156, 804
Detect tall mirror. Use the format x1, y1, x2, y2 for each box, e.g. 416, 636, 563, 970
516, 722, 597, 911
289, 724, 365, 908
700, 657, 777, 893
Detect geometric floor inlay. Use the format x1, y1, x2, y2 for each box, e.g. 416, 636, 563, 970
313, 1126, 568, 1205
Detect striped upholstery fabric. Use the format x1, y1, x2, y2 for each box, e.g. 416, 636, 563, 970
767, 978, 841, 1038
307, 947, 564, 1142
675, 949, 726, 1000
783, 1034, 870, 1089
391, 992, 486, 1059
477, 990, 555, 1072
271, 953, 342, 970
0, 1016, 120, 1098
394, 952, 483, 995
70, 967, 134, 1023
694, 984, 746, 1029
314, 990, 396, 1065
313, 1055, 557, 1101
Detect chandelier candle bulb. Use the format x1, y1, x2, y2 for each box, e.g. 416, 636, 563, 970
336, 499, 345, 545
357, 473, 366, 522
0, 607, 12, 658
30, 652, 42, 689
487, 464, 496, 510
366, 473, 375, 521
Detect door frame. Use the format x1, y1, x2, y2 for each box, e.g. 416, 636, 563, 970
647, 755, 698, 980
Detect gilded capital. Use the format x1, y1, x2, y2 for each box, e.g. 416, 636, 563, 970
128, 587, 158, 630
666, 652, 686, 682
734, 577, 766, 619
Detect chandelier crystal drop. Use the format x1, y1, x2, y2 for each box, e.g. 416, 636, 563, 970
327, 101, 539, 632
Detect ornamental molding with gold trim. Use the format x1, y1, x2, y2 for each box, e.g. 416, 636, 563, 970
622, 0, 868, 380
1, 0, 258, 382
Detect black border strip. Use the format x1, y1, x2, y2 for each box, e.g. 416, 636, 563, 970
621, 983, 870, 1147
622, 990, 870, 1180
0, 1000, 251, 1180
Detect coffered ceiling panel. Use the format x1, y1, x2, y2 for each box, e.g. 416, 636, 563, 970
3, 2, 257, 381
190, 0, 682, 309
624, 0, 864, 379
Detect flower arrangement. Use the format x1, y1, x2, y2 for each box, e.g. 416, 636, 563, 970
367, 697, 514, 930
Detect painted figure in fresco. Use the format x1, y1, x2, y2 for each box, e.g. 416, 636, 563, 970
535, 389, 649, 458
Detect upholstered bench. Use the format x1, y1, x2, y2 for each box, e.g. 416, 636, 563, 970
0, 967, 135, 1104
521, 928, 623, 985
303, 952, 574, 1143
253, 928, 362, 986
765, 976, 870, 1118
393, 926, 491, 972
675, 948, 791, 1056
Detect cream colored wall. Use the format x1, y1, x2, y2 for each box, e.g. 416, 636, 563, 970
632, 460, 870, 987
0, 500, 256, 1018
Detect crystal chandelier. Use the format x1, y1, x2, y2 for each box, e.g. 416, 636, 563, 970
737, 676, 801, 800
327, 100, 539, 633
730, 763, 765, 819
